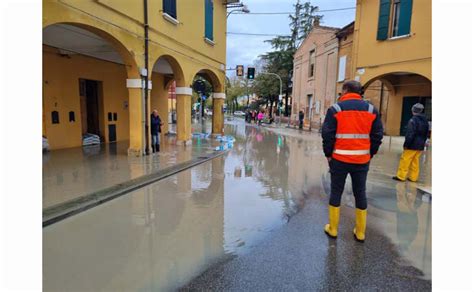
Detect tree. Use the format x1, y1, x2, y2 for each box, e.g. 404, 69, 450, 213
258, 0, 322, 116
226, 76, 247, 113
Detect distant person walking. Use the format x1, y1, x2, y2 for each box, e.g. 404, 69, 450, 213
257, 110, 264, 126
322, 80, 384, 242
298, 110, 304, 129
392, 103, 430, 182
151, 109, 163, 153
251, 110, 256, 123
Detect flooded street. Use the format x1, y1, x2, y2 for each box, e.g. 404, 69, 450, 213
43, 118, 431, 291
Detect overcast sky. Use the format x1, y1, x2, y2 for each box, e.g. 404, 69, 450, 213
226, 0, 356, 78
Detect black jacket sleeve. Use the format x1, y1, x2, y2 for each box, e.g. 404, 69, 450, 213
322, 107, 337, 157
370, 108, 384, 157
403, 118, 416, 149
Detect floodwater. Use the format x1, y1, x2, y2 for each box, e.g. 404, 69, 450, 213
43, 119, 431, 291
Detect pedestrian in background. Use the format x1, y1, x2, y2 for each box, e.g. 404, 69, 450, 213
392, 103, 430, 182
298, 110, 304, 129
322, 80, 384, 242
251, 110, 256, 123
150, 109, 163, 153
257, 110, 264, 126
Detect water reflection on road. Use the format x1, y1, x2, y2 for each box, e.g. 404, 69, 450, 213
43, 119, 431, 291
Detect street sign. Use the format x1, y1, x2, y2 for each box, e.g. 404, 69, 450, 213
193, 79, 206, 94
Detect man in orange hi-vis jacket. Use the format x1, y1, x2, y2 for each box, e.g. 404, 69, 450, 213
321, 80, 384, 242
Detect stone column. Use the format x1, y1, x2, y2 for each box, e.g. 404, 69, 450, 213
127, 78, 152, 156
176, 87, 193, 145
212, 93, 225, 136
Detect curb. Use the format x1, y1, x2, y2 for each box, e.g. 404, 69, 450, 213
43, 150, 230, 227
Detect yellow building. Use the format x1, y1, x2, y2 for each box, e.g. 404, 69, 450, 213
43, 0, 229, 154
351, 0, 431, 136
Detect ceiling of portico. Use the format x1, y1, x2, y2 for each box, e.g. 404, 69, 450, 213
43, 24, 173, 74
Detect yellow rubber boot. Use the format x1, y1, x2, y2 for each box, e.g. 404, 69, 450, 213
324, 205, 340, 238
353, 208, 367, 242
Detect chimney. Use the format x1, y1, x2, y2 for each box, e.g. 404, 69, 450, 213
313, 17, 320, 27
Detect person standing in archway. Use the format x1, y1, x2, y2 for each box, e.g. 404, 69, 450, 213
322, 80, 384, 242
151, 109, 163, 153
392, 103, 430, 182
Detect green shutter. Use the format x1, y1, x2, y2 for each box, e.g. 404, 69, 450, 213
163, 0, 177, 19
205, 0, 214, 40
377, 0, 391, 40
398, 0, 413, 36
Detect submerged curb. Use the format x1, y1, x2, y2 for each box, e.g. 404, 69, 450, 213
43, 150, 230, 227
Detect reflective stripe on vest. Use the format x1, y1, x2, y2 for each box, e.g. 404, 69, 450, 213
335, 134, 370, 139
333, 149, 370, 155
332, 104, 342, 112
368, 104, 374, 114
332, 102, 373, 113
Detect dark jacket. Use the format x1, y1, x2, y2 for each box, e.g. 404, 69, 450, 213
150, 115, 162, 135
322, 98, 384, 159
403, 114, 429, 150
299, 111, 304, 121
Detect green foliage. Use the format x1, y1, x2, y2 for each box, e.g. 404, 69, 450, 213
225, 77, 249, 112
255, 0, 322, 102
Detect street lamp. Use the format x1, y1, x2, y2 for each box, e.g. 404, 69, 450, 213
227, 4, 250, 18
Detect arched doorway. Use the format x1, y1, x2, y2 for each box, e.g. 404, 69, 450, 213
362, 72, 431, 136
150, 55, 185, 147
191, 69, 225, 136
42, 23, 139, 151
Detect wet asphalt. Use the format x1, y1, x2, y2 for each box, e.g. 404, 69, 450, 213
181, 120, 431, 291
181, 187, 431, 291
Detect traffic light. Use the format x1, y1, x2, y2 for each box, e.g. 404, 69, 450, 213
236, 65, 244, 77
247, 67, 255, 80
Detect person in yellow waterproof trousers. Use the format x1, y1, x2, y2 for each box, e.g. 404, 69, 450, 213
393, 103, 430, 182
321, 81, 384, 242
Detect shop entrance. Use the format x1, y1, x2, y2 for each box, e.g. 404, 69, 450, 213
79, 79, 103, 138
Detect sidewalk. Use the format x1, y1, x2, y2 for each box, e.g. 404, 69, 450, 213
43, 125, 226, 223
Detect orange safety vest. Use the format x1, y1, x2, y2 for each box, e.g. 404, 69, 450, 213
332, 93, 376, 164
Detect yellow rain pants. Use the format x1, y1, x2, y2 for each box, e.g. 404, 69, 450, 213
396, 149, 422, 182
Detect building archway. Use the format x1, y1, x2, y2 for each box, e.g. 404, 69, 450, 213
43, 23, 140, 151
362, 72, 431, 136
191, 68, 225, 136
150, 55, 186, 145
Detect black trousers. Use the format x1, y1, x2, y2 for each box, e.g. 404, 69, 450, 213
329, 158, 369, 210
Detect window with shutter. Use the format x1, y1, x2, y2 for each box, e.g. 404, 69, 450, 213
397, 0, 413, 36
391, 0, 402, 36
205, 0, 214, 41
163, 0, 177, 19
377, 0, 391, 40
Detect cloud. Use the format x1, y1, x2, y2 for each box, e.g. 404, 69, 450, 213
225, 0, 356, 77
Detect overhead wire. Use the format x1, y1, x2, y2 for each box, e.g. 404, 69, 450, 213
227, 30, 341, 37
232, 7, 356, 15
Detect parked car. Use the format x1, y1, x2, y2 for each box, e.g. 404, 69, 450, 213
233, 111, 245, 116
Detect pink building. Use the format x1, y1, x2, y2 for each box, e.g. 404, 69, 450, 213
291, 23, 339, 130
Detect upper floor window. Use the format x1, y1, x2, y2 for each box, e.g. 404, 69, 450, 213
205, 0, 214, 41
391, 0, 401, 36
163, 0, 177, 19
308, 50, 315, 78
337, 55, 347, 82
377, 0, 413, 40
